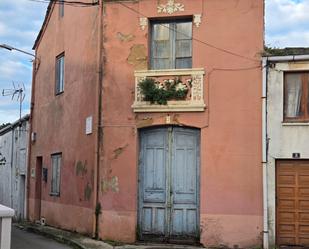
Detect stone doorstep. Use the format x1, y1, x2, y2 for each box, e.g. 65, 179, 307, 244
14, 223, 206, 249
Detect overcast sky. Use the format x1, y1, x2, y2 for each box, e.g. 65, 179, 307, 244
0, 0, 309, 124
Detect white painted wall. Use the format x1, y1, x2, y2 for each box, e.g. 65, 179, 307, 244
0, 117, 29, 220
266, 61, 309, 246
0, 204, 14, 249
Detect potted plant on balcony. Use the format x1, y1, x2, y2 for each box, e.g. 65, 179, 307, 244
138, 77, 189, 105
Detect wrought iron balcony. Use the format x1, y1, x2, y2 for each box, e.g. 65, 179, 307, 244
132, 68, 206, 112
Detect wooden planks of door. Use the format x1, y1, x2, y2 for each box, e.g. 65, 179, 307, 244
138, 126, 200, 243
277, 160, 309, 246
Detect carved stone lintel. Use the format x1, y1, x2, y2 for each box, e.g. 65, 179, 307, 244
139, 17, 148, 31
194, 14, 202, 28
157, 0, 185, 15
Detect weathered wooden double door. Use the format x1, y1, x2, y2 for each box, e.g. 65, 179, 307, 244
138, 126, 200, 242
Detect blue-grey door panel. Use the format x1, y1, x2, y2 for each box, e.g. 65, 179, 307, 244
140, 128, 168, 236
139, 127, 200, 241
171, 128, 199, 237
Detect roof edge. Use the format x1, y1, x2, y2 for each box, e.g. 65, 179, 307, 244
32, 2, 54, 50
0, 114, 30, 135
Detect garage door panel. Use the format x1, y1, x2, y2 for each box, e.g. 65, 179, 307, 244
278, 224, 296, 233
299, 200, 309, 210
299, 175, 309, 185
278, 175, 296, 185
278, 199, 296, 209
299, 237, 309, 246
299, 225, 309, 233
279, 212, 296, 222
278, 236, 296, 245
277, 160, 309, 246
299, 212, 309, 221
299, 187, 309, 197
278, 187, 295, 198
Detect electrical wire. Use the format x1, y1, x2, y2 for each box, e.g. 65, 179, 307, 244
29, 0, 260, 62
28, 0, 99, 7
118, 2, 260, 63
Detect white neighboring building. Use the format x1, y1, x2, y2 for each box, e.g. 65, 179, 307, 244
0, 115, 29, 220
264, 49, 309, 248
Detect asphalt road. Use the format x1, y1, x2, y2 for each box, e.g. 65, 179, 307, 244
11, 227, 73, 249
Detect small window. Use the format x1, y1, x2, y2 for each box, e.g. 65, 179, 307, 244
59, 1, 64, 18
51, 153, 61, 196
284, 72, 309, 122
151, 20, 192, 70
55, 53, 65, 95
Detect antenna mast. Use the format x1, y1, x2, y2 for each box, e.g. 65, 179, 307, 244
2, 82, 26, 121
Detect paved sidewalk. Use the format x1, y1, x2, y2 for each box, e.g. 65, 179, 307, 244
14, 222, 205, 249
11, 227, 73, 249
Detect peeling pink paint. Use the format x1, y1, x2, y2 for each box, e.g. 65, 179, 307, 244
100, 0, 264, 247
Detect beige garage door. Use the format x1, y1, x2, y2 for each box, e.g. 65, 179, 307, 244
277, 160, 309, 246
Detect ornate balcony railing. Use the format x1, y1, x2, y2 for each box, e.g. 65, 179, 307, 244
132, 68, 206, 112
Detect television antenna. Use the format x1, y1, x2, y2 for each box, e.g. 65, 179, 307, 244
2, 82, 26, 121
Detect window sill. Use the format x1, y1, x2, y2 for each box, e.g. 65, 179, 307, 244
50, 192, 60, 197
282, 122, 309, 126
132, 101, 206, 112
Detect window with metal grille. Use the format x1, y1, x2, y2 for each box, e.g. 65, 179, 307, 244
51, 153, 61, 196
55, 53, 64, 95
151, 19, 192, 70
284, 72, 309, 122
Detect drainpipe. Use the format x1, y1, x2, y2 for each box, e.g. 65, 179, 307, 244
93, 0, 104, 239
262, 57, 269, 249
26, 55, 38, 220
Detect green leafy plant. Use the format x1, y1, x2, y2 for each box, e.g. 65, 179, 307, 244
138, 77, 189, 105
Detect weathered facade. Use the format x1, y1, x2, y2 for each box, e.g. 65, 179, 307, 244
28, 2, 100, 234
99, 1, 264, 247
29, 0, 264, 247
0, 115, 29, 220
264, 51, 309, 247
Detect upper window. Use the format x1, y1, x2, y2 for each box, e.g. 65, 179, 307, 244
55, 53, 65, 95
59, 1, 64, 18
151, 20, 192, 70
284, 72, 309, 122
51, 153, 62, 196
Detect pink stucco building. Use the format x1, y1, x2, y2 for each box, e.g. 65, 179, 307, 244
28, 0, 264, 247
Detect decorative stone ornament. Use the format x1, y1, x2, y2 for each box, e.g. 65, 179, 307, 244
193, 14, 202, 28
157, 0, 185, 14
139, 17, 148, 31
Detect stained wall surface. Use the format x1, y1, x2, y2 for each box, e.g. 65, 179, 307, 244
99, 0, 264, 247
28, 2, 100, 234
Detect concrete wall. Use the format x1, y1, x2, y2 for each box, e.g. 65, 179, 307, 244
267, 61, 309, 246
0, 131, 12, 208
100, 0, 264, 247
28, 2, 100, 235
0, 118, 29, 220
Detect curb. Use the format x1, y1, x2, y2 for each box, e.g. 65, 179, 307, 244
14, 223, 206, 249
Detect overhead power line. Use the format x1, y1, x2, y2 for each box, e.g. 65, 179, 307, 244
28, 0, 99, 7
118, 2, 260, 63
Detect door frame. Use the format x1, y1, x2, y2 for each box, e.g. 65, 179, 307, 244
137, 125, 201, 243
34, 156, 43, 221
